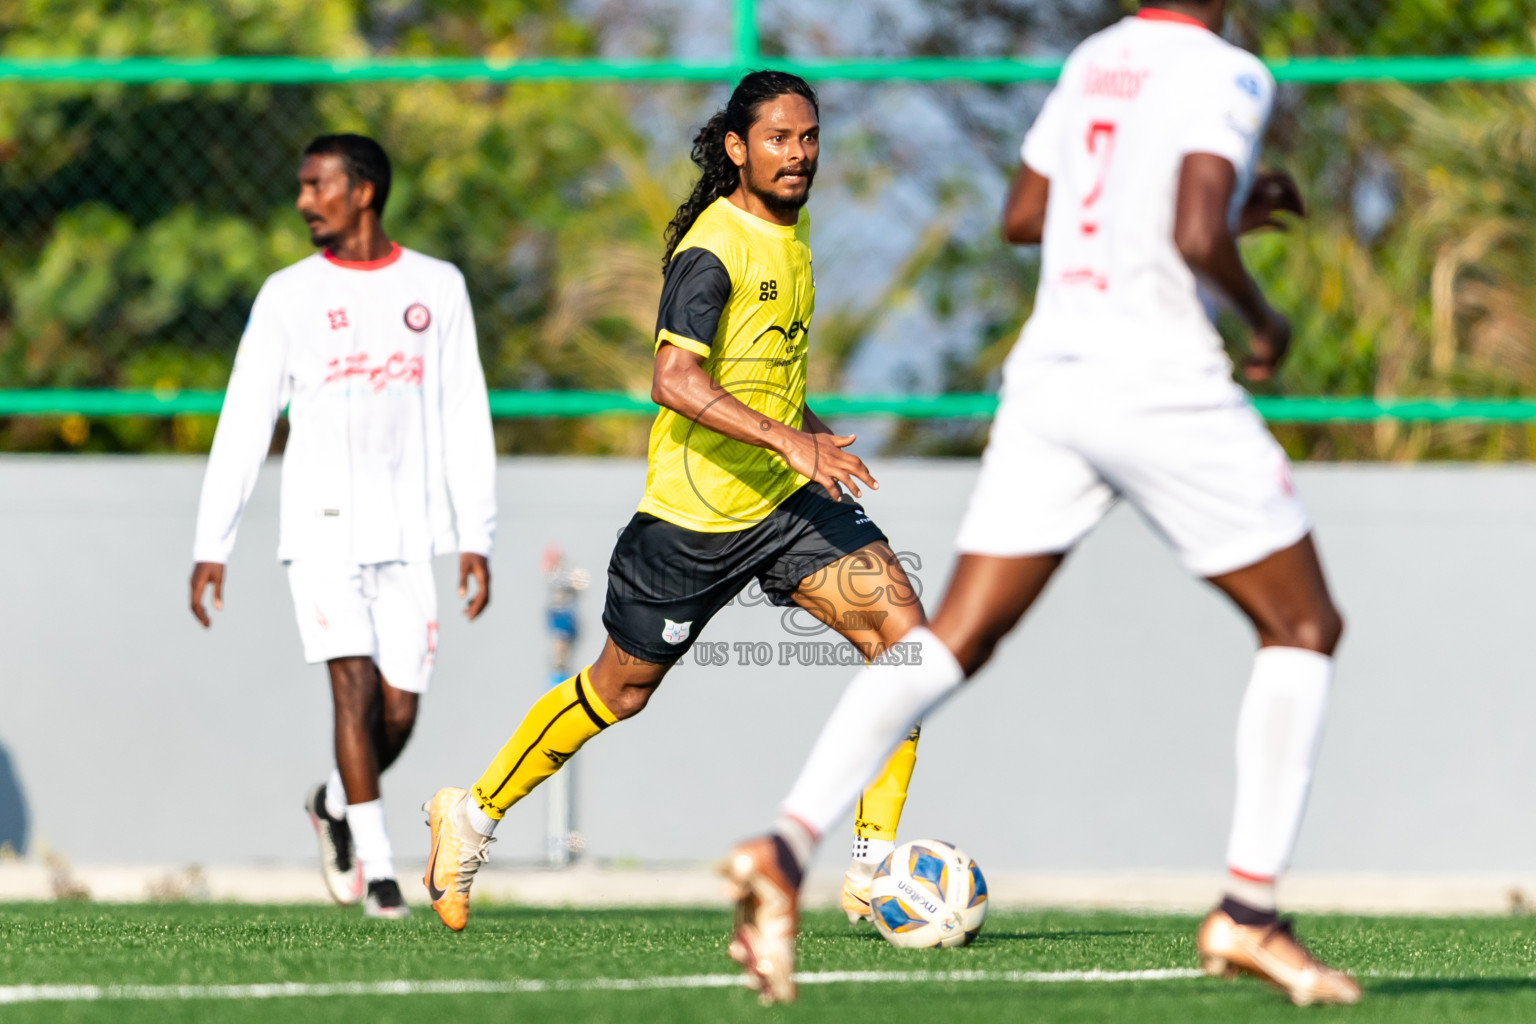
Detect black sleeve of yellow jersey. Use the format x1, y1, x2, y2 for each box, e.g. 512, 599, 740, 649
655, 247, 732, 358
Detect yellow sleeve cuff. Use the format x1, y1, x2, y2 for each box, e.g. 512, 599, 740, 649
576, 668, 619, 727
656, 329, 711, 358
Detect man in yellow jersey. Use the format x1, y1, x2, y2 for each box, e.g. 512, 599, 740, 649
421, 71, 926, 932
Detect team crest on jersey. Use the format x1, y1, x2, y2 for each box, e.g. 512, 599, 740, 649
661, 619, 693, 645
404, 302, 431, 332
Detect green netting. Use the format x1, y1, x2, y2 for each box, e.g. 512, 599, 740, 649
6, 0, 1536, 458
5, 56, 1536, 84
9, 390, 1536, 424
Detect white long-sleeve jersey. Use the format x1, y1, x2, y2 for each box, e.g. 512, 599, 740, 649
193, 244, 496, 565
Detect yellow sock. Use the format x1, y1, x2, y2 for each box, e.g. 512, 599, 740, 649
853, 724, 921, 849
471, 667, 616, 819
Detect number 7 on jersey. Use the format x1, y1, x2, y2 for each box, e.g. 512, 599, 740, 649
1081, 121, 1116, 236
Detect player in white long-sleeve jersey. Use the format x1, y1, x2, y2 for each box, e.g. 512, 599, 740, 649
724, 1, 1362, 1006
189, 134, 496, 919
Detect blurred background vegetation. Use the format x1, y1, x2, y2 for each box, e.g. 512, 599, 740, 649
3, 0, 1536, 459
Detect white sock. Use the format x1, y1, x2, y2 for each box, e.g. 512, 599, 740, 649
466, 799, 499, 838
850, 835, 896, 867
781, 627, 965, 844
346, 799, 395, 882
1225, 872, 1278, 913
773, 813, 818, 870
1225, 647, 1332, 885
324, 770, 347, 820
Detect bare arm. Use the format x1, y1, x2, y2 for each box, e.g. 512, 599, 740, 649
651, 344, 876, 498
1001, 164, 1051, 245
1174, 153, 1290, 382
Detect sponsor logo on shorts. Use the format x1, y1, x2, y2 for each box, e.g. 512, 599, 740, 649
404, 302, 431, 332
315, 604, 329, 630
425, 621, 439, 665
661, 619, 693, 645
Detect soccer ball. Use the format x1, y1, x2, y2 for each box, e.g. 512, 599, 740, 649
869, 839, 988, 949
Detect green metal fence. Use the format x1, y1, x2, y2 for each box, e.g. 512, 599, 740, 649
9, 389, 1536, 424
6, 55, 1536, 85
8, 0, 1536, 438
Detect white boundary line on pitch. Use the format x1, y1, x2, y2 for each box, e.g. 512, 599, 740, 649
0, 969, 1206, 1005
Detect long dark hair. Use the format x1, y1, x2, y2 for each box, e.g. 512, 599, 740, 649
661, 70, 820, 270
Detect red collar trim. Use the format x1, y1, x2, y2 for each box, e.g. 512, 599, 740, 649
1137, 8, 1210, 29
323, 242, 402, 270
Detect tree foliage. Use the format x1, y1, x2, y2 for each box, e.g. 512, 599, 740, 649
908, 1, 1536, 459
7, 0, 1536, 459
0, 0, 669, 453
1228, 3, 1536, 458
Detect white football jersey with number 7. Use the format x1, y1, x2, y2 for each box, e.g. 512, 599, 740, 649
1013, 9, 1275, 374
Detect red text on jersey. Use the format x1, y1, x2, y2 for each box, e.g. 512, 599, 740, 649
1083, 65, 1150, 101
324, 352, 426, 393
1081, 121, 1117, 237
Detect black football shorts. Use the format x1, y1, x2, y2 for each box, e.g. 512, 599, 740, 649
602, 483, 889, 663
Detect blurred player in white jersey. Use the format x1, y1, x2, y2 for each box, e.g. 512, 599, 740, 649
724, 1, 1361, 1006
189, 134, 496, 919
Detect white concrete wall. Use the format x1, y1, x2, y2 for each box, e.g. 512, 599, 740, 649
2, 456, 1534, 876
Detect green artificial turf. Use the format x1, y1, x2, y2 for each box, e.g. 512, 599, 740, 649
1, 904, 1535, 1023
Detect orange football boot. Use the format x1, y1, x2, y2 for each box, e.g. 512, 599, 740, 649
721, 836, 801, 1005
840, 859, 875, 925
1197, 907, 1362, 1006
422, 787, 494, 931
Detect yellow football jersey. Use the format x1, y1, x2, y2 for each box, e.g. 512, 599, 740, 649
639, 197, 815, 532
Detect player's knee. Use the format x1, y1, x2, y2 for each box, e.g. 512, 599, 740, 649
604, 684, 654, 721
1308, 604, 1345, 655
930, 626, 990, 678
877, 603, 926, 649
329, 657, 377, 702
383, 699, 417, 738
1271, 603, 1344, 656
331, 682, 375, 721
953, 638, 994, 678
929, 613, 1001, 677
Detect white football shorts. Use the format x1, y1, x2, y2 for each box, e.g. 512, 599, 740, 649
955, 360, 1310, 578
285, 560, 439, 693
